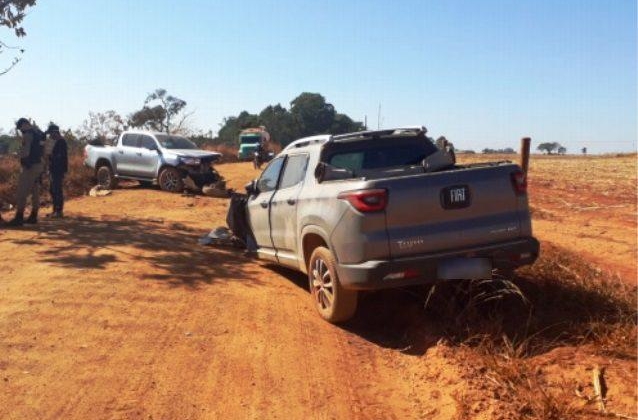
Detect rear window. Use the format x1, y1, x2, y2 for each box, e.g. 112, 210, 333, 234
327, 138, 437, 173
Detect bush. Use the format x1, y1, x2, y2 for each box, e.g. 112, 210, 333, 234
0, 152, 93, 210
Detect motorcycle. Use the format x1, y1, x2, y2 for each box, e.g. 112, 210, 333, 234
253, 150, 264, 169
253, 149, 274, 170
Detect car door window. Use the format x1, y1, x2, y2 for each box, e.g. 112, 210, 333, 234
121, 134, 139, 147
279, 154, 309, 189
139, 135, 157, 150
257, 157, 285, 193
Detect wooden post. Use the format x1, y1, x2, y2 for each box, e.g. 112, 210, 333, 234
520, 137, 531, 175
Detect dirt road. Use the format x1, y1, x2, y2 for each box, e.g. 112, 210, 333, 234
1, 160, 635, 419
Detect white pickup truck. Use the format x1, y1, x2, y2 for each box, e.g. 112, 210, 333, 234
84, 131, 222, 192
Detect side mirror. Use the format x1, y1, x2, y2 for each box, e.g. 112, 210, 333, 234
245, 179, 259, 195
314, 162, 326, 183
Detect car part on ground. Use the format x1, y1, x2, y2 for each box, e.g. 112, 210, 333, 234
89, 185, 112, 197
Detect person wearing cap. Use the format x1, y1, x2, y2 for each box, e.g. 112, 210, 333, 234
6, 118, 45, 226
45, 124, 68, 218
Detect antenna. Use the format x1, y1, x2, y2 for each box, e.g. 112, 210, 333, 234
377, 104, 381, 129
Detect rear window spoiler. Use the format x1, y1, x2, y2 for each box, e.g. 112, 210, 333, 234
331, 126, 427, 143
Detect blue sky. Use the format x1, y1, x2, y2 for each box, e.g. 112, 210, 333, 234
0, 0, 635, 153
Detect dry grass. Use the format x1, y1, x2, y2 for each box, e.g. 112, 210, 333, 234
0, 153, 94, 209
424, 243, 636, 419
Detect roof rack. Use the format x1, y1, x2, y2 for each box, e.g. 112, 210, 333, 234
331, 126, 427, 142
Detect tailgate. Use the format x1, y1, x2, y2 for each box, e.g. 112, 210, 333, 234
370, 164, 527, 258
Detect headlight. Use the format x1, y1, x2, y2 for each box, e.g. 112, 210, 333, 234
180, 157, 201, 166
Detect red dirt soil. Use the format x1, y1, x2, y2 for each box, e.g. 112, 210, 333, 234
0, 156, 635, 419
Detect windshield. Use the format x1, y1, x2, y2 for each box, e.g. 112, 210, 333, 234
156, 134, 197, 150
240, 135, 261, 145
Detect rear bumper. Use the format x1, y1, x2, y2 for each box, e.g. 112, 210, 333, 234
335, 237, 540, 290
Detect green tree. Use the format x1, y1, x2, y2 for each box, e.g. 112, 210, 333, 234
129, 89, 190, 133
557, 146, 567, 155
1, 1, 36, 75
216, 93, 364, 148
258, 104, 299, 146
216, 111, 261, 145
537, 142, 561, 154
290, 92, 336, 137
330, 113, 364, 135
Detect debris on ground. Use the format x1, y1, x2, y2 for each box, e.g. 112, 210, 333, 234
183, 169, 231, 197
198, 226, 245, 248
202, 180, 231, 198
199, 192, 257, 251
89, 185, 112, 197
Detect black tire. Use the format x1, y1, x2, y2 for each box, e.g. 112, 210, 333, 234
158, 167, 184, 193
308, 246, 358, 323
96, 165, 118, 189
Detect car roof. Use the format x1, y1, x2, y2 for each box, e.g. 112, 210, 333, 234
282, 135, 331, 152
281, 126, 428, 152
122, 130, 182, 136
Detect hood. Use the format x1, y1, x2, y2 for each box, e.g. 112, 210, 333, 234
171, 149, 222, 159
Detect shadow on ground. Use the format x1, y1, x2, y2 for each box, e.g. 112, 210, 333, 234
271, 243, 637, 358
8, 215, 259, 288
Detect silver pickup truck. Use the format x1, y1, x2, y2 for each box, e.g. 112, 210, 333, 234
245, 126, 539, 323
84, 131, 221, 192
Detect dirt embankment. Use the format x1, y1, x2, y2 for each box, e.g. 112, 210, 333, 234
0, 157, 636, 420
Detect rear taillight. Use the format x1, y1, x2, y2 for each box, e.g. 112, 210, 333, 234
511, 171, 527, 195
338, 189, 388, 213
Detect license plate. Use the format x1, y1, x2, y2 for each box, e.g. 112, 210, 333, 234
437, 258, 492, 280
441, 185, 470, 209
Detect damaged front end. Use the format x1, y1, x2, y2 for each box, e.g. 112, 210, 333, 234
178, 156, 228, 196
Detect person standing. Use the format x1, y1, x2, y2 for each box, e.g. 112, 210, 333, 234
45, 124, 68, 218
6, 118, 45, 226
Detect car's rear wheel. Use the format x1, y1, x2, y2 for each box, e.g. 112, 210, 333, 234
158, 167, 184, 193
308, 246, 358, 323
96, 165, 117, 189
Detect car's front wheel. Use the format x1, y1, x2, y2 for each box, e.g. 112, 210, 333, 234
158, 167, 184, 193
308, 246, 358, 323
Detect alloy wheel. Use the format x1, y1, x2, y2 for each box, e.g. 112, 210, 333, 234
311, 257, 334, 310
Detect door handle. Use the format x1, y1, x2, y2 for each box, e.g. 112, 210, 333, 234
136, 152, 142, 156
260, 201, 269, 208
287, 198, 296, 205
118, 150, 124, 154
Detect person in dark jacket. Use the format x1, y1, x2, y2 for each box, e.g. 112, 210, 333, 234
6, 118, 44, 226
45, 124, 68, 218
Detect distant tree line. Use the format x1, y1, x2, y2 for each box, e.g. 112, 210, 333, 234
213, 92, 364, 147
482, 147, 516, 154
1, 90, 364, 152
